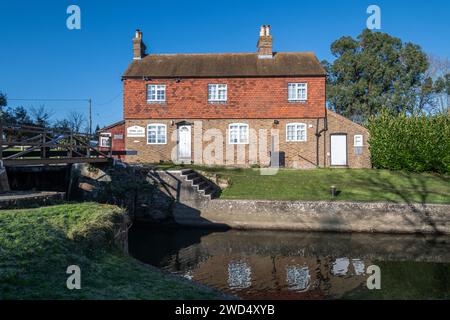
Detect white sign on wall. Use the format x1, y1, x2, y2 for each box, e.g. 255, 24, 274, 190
127, 126, 145, 137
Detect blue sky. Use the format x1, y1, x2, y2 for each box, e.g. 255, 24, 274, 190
0, 0, 449, 128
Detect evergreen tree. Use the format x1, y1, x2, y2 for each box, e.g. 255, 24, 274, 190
323, 29, 433, 122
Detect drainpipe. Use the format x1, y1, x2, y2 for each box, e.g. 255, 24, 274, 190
315, 108, 328, 167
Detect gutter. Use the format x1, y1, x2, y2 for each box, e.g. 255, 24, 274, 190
315, 107, 328, 167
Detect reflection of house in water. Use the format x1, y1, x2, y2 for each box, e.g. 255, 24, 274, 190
228, 261, 252, 289
183, 269, 194, 280
129, 228, 450, 299
352, 259, 365, 275
286, 265, 310, 291
165, 251, 369, 299
332, 257, 350, 276
331, 258, 366, 276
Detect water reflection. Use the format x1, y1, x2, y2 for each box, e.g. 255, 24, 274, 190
228, 261, 252, 289
286, 265, 310, 291
332, 258, 350, 276
352, 259, 365, 276
129, 226, 450, 299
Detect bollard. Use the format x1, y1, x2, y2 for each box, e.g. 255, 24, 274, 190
330, 185, 337, 198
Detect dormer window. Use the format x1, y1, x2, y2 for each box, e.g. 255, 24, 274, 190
147, 84, 166, 103
208, 84, 227, 103
288, 83, 308, 102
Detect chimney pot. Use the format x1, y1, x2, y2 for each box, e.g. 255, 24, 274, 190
257, 24, 273, 58
135, 29, 142, 39
260, 25, 265, 36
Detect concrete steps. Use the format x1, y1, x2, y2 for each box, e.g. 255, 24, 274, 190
180, 169, 219, 200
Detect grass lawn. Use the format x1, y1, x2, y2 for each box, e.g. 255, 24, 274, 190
156, 164, 450, 204
0, 202, 222, 299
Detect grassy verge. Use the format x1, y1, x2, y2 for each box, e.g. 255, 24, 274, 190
0, 202, 221, 299
154, 164, 450, 204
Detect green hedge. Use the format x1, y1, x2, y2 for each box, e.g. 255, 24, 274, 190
367, 111, 450, 174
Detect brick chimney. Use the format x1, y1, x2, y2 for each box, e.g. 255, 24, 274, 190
133, 29, 146, 60
257, 25, 273, 58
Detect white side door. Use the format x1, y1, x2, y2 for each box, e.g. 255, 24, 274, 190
178, 125, 191, 160
331, 135, 347, 166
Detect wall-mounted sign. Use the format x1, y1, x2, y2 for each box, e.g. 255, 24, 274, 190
127, 125, 145, 137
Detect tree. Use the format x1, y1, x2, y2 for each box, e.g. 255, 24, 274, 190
323, 29, 433, 122
53, 119, 72, 131
427, 55, 450, 113
94, 124, 101, 139
0, 92, 6, 123
0, 92, 6, 108
7, 106, 33, 125
30, 105, 53, 127
67, 110, 87, 133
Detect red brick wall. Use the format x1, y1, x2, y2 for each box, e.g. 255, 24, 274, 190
123, 77, 325, 119
99, 123, 125, 160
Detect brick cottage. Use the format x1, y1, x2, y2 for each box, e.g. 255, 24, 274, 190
100, 26, 371, 168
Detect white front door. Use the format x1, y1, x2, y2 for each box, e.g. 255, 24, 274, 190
331, 135, 347, 166
178, 125, 191, 161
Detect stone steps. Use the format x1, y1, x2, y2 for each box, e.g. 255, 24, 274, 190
180, 169, 219, 200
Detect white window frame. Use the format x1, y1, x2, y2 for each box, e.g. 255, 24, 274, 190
146, 84, 166, 103
147, 124, 167, 145
208, 84, 228, 103
286, 123, 307, 142
354, 135, 363, 147
99, 133, 111, 147
228, 123, 249, 145
288, 83, 308, 102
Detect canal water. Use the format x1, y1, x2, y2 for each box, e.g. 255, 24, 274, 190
128, 226, 450, 299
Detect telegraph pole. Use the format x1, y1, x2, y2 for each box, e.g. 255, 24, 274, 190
88, 98, 92, 136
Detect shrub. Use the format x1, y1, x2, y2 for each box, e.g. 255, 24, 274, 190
367, 111, 450, 174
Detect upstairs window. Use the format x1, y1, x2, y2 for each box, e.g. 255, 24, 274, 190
229, 123, 248, 144
286, 123, 307, 142
288, 83, 308, 101
147, 84, 166, 103
147, 124, 167, 144
208, 84, 227, 103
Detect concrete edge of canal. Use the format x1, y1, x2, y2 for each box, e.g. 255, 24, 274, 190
174, 199, 450, 235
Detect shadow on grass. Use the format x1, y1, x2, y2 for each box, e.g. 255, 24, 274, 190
347, 170, 449, 235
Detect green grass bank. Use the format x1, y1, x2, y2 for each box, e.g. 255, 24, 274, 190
0, 203, 221, 299
156, 165, 450, 204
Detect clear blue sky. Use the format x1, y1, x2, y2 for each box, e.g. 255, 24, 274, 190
1, 0, 449, 128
